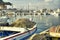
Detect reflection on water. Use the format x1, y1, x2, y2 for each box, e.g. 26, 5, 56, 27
11, 15, 60, 33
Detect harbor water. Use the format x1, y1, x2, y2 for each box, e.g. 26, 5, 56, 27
12, 15, 60, 34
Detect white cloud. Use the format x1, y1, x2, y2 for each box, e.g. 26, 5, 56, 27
44, 0, 52, 2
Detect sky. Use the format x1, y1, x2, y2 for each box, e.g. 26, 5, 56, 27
3, 0, 60, 9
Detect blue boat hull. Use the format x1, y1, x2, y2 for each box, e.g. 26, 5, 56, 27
1, 27, 37, 40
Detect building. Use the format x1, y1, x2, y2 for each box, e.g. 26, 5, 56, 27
0, 0, 12, 9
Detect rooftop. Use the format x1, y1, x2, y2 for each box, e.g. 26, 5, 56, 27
0, 0, 12, 5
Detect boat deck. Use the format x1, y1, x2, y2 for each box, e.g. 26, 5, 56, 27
0, 26, 27, 32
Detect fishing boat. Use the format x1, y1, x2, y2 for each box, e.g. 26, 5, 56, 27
48, 26, 60, 40
31, 25, 60, 40
0, 18, 37, 40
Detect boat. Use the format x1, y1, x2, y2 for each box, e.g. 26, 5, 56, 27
0, 18, 37, 40
49, 25, 60, 40
50, 12, 60, 17
31, 25, 60, 40
0, 16, 9, 26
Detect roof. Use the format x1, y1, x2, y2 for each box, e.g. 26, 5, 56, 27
0, 0, 12, 5
4, 2, 12, 5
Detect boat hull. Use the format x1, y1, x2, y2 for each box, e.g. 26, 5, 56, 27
2, 26, 37, 40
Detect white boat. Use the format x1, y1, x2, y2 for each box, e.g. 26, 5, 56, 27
50, 12, 59, 17
0, 18, 37, 40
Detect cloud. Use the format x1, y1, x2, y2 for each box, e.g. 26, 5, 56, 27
44, 0, 52, 2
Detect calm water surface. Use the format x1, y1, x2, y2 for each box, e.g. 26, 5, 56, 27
12, 15, 60, 33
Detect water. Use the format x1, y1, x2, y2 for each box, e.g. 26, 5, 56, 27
10, 15, 60, 33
